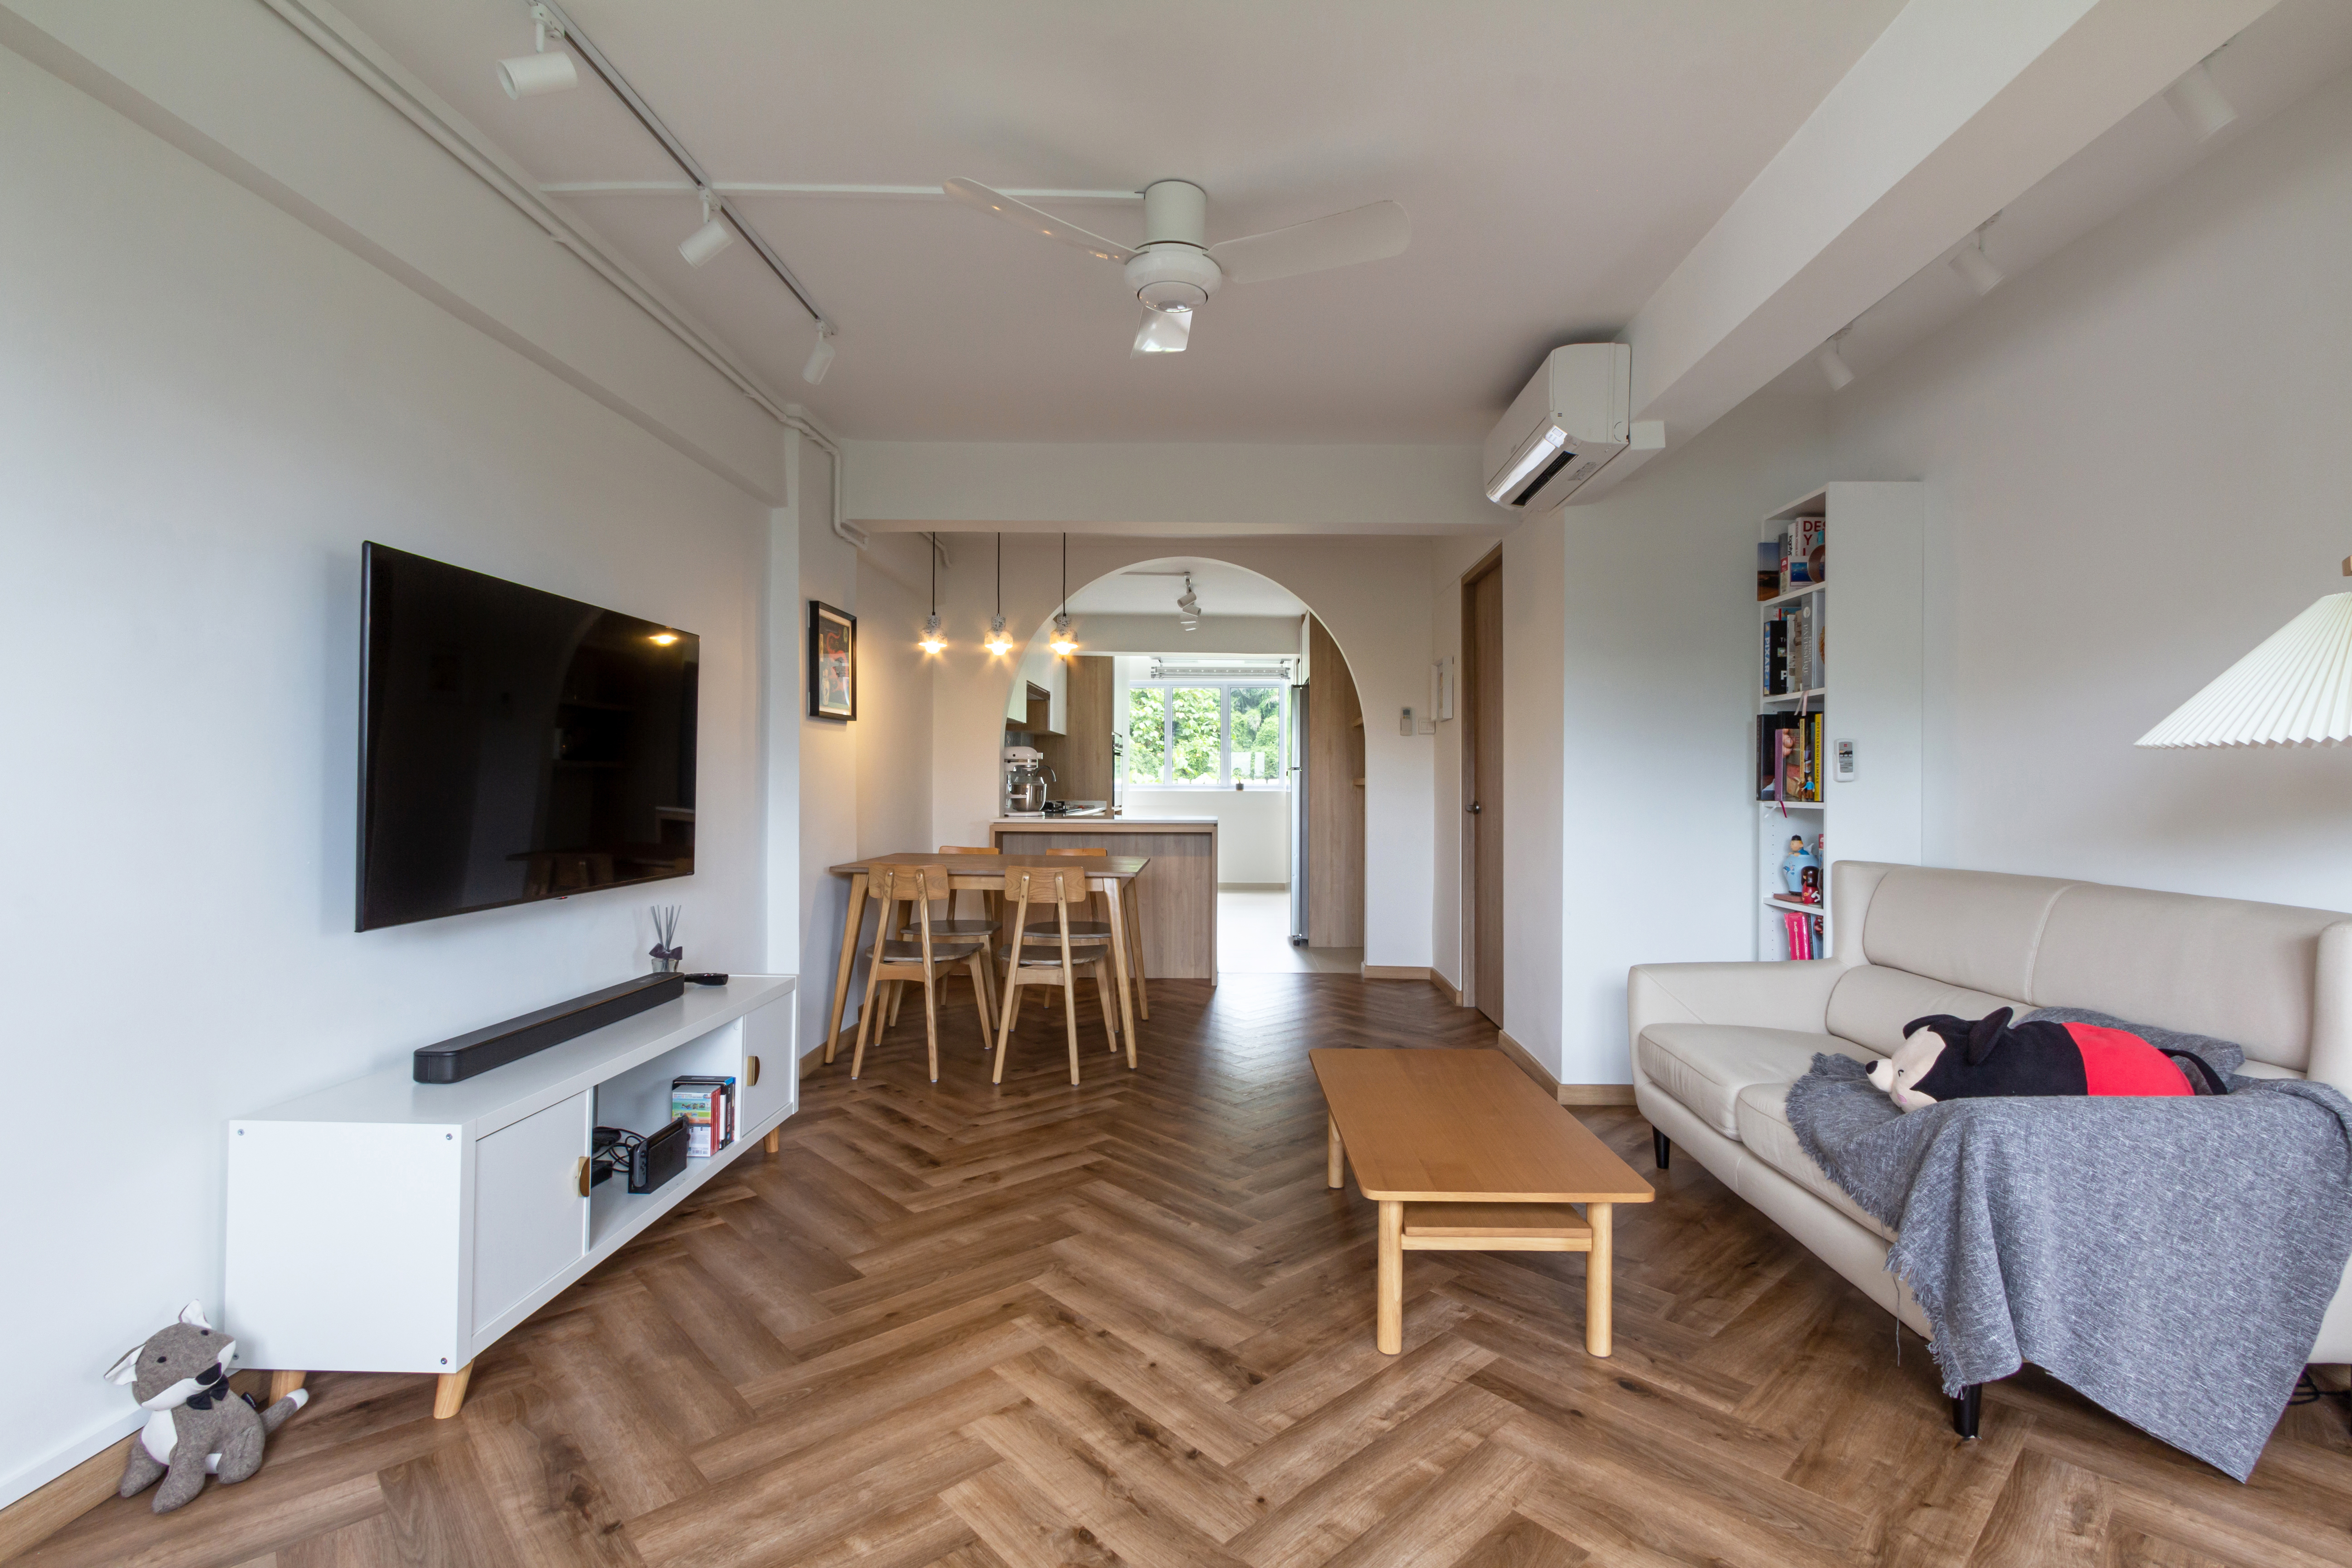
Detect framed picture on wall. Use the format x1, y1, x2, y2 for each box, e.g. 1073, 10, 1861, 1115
807, 601, 857, 720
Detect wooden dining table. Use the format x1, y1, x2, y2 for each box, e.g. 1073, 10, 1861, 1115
822, 852, 1151, 1069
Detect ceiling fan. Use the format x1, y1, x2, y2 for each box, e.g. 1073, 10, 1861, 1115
943, 177, 1410, 356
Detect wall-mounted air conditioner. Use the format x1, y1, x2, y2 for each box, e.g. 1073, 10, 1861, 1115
1482, 343, 1632, 512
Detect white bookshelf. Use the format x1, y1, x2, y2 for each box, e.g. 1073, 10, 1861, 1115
1754, 484, 1922, 959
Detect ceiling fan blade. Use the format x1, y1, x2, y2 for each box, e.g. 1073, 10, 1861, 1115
1206, 200, 1409, 284
1130, 307, 1191, 357
943, 178, 1134, 263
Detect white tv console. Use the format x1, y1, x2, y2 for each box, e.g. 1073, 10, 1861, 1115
225, 974, 796, 1417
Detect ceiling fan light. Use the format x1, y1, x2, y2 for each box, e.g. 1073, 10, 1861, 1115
1132, 308, 1191, 357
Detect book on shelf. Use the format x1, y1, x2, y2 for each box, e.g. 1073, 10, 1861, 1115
671, 1075, 737, 1158
1756, 710, 1826, 802
1759, 600, 1823, 695
1782, 909, 1823, 960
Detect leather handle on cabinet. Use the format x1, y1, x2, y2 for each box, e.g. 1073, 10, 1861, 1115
575, 1156, 591, 1198
747, 1055, 762, 1087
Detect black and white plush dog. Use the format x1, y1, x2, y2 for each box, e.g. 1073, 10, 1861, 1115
103, 1302, 307, 1513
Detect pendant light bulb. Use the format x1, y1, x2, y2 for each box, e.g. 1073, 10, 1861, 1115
984, 534, 1011, 653
918, 532, 946, 653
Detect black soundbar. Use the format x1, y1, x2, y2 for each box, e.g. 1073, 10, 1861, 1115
412, 973, 687, 1084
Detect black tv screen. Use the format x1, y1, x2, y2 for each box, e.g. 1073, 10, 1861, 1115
358, 543, 697, 931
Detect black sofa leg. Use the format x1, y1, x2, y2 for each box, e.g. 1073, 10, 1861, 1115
1653, 1130, 1671, 1170
1952, 1383, 1981, 1440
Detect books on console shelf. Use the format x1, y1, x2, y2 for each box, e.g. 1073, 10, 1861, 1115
671, 1075, 736, 1157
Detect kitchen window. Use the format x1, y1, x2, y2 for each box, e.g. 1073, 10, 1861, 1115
1126, 681, 1286, 787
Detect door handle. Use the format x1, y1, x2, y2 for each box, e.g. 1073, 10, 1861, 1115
575, 1156, 591, 1198
1467, 802, 1482, 814
747, 1055, 762, 1087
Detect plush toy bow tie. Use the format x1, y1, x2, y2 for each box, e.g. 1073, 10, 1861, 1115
184, 1365, 230, 1410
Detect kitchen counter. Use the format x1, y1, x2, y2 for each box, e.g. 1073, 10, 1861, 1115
992, 818, 1218, 979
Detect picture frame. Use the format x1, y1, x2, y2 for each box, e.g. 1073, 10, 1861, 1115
807, 600, 857, 720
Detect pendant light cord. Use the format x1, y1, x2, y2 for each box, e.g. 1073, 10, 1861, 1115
995, 533, 1002, 620
1061, 533, 1068, 617
929, 531, 937, 615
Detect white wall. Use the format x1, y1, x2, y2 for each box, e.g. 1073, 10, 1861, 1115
1124, 788, 1292, 883
854, 541, 937, 858
0, 46, 771, 1506
1828, 67, 2352, 911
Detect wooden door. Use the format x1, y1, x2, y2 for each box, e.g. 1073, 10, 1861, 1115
1466, 560, 1504, 1023
1306, 616, 1365, 946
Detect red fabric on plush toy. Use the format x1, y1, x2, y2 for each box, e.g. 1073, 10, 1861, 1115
1865, 1007, 2218, 1112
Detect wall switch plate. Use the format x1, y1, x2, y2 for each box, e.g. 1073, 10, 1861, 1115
1400, 707, 1414, 736
1835, 739, 1857, 782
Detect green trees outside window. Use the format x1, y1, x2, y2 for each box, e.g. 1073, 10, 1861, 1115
1125, 681, 1287, 786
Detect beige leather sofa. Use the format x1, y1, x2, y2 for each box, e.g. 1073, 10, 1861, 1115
1628, 860, 2352, 1363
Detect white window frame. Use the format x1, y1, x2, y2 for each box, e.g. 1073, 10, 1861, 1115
1127, 678, 1288, 789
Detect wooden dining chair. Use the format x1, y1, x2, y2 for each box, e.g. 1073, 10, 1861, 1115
884, 845, 1001, 1029
994, 866, 1120, 1086
851, 864, 993, 1083
1024, 846, 1152, 1039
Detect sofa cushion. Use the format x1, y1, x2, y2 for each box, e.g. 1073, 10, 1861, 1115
1860, 866, 2075, 999
2029, 883, 2344, 1074
1734, 1082, 1896, 1244
1636, 1023, 1862, 1139
1824, 964, 2029, 1056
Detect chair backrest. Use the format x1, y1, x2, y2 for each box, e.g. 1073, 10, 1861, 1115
1003, 866, 1082, 907
877, 864, 952, 934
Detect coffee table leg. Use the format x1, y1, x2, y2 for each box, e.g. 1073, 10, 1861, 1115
1326, 1116, 1344, 1189
1586, 1202, 1614, 1357
1377, 1200, 1403, 1354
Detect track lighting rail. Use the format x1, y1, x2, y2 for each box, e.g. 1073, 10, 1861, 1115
540, 183, 1142, 204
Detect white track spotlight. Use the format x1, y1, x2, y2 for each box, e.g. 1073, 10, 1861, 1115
1950, 218, 2004, 295
1175, 573, 1200, 631
1816, 331, 1856, 393
2164, 59, 2236, 142
678, 189, 734, 268
497, 5, 578, 98
802, 327, 836, 386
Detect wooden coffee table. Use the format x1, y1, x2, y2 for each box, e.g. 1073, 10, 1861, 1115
1311, 1048, 1654, 1356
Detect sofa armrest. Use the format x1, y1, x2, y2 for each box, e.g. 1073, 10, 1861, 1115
1628, 960, 1847, 1047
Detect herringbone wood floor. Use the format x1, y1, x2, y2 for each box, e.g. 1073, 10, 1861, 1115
24, 976, 2352, 1568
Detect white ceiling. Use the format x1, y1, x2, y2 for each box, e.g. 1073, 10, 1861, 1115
1068, 558, 1307, 617
334, 0, 1908, 442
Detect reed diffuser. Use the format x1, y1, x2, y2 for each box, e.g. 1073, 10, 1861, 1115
649, 905, 683, 973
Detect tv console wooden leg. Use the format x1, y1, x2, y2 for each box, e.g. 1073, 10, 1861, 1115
763, 1127, 781, 1155
434, 1362, 473, 1420
267, 1370, 306, 1402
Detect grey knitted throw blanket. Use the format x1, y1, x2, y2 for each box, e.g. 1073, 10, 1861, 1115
1784, 1009, 2352, 1481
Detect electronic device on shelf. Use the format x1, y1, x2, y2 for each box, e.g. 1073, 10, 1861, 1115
592, 1115, 689, 1195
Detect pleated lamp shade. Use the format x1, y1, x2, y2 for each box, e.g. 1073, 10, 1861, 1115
2136, 593, 2352, 748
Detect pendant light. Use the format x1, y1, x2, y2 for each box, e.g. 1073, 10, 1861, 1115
918, 532, 946, 653
984, 533, 1013, 655
1049, 533, 1077, 655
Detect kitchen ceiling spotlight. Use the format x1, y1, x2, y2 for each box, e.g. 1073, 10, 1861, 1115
1950, 217, 2003, 295
918, 533, 946, 654
2165, 58, 2237, 143
1176, 573, 1200, 632
802, 327, 836, 386
497, 4, 578, 98
678, 188, 734, 268
1816, 329, 1856, 392
985, 534, 1014, 655
1049, 534, 1077, 655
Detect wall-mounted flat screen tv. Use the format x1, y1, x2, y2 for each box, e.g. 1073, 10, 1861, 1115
358, 542, 697, 931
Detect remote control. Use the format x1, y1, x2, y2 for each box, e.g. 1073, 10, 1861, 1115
682, 972, 730, 986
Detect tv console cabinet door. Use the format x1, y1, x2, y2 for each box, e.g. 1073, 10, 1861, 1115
471, 1093, 589, 1334
740, 995, 796, 1133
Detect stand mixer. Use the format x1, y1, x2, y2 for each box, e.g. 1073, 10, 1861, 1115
1003, 745, 1054, 814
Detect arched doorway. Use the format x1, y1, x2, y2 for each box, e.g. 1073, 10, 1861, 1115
1005, 556, 1367, 975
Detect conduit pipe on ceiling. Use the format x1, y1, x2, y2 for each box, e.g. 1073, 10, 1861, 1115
258, 0, 863, 545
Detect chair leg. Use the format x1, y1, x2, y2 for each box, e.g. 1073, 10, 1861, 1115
968, 953, 995, 1054
992, 972, 1019, 1085
850, 960, 886, 1078
888, 978, 906, 1027
1952, 1384, 1981, 1440
1093, 958, 1120, 1055
975, 941, 998, 1029
921, 970, 940, 1083
1125, 883, 1151, 1020
1061, 968, 1081, 1086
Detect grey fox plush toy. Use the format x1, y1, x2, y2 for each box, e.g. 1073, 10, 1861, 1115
103, 1302, 308, 1513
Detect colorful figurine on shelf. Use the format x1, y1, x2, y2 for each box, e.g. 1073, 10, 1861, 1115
1780, 835, 1818, 895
